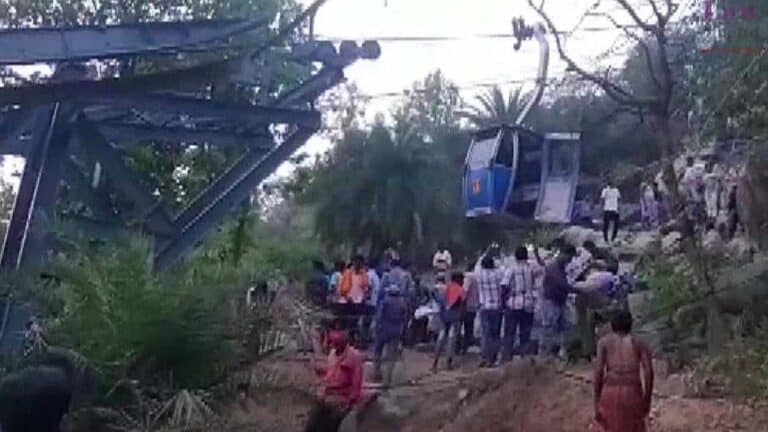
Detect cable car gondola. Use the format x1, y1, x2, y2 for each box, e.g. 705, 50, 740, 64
463, 126, 580, 223
462, 19, 581, 224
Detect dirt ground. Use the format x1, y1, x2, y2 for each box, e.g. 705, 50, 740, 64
226, 350, 768, 431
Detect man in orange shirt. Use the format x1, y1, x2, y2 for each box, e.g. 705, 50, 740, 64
305, 329, 364, 432
338, 255, 369, 343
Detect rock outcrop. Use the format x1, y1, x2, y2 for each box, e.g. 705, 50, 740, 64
737, 146, 768, 249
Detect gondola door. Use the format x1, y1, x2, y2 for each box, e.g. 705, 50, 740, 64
463, 128, 505, 217
534, 132, 581, 223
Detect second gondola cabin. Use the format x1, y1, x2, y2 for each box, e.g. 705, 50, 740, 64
463, 124, 580, 224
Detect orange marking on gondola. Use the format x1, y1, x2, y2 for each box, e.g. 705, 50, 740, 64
472, 179, 481, 194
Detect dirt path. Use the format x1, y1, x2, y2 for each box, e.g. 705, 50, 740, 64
226, 350, 768, 431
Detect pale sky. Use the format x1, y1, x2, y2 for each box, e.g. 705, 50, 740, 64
4, 0, 688, 186
284, 0, 667, 171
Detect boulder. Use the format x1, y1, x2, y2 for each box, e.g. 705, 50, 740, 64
737, 146, 768, 248
560, 226, 603, 247
621, 230, 658, 257
724, 236, 754, 263
661, 232, 682, 255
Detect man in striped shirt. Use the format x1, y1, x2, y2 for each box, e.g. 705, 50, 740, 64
502, 246, 541, 361
475, 255, 504, 367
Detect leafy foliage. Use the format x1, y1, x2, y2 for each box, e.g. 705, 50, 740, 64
16, 206, 320, 400
34, 237, 235, 390
460, 86, 523, 128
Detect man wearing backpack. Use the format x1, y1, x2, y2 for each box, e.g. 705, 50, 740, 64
372, 282, 408, 388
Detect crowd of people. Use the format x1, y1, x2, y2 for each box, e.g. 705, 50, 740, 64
303, 233, 649, 431
301, 154, 750, 432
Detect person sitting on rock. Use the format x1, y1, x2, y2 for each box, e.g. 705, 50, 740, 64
305, 329, 364, 432
583, 240, 619, 274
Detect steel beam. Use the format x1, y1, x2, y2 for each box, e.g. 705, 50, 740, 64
154, 126, 314, 271
95, 122, 273, 149
0, 104, 60, 270
0, 19, 268, 65
75, 119, 177, 237
275, 67, 345, 108
78, 91, 321, 128
171, 136, 274, 230
21, 106, 78, 266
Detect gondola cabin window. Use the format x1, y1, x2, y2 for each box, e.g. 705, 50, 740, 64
467, 137, 498, 169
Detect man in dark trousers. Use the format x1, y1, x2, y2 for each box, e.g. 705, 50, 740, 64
540, 244, 576, 360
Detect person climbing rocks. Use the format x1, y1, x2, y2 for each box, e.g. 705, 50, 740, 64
639, 182, 659, 229
703, 161, 722, 221
600, 180, 621, 244
593, 310, 654, 432
540, 244, 576, 360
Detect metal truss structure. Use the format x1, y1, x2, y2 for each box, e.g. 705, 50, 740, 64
0, 11, 380, 348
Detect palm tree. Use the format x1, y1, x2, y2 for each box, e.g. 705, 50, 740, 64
302, 122, 456, 257
461, 86, 524, 128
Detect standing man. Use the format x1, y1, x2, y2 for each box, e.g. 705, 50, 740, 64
379, 259, 414, 344
460, 262, 479, 354
704, 162, 722, 221
475, 255, 504, 367
339, 255, 370, 344
593, 311, 654, 432
601, 180, 621, 244
372, 284, 408, 388
361, 258, 381, 347
432, 272, 465, 371
540, 245, 576, 360
681, 156, 705, 223
501, 246, 539, 361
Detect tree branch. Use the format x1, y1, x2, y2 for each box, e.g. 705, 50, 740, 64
528, 0, 658, 109
598, 11, 663, 91
646, 0, 664, 23
664, 0, 675, 19
614, 0, 655, 31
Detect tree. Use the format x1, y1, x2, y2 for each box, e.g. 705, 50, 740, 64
461, 86, 524, 128
687, 0, 768, 140
527, 0, 685, 204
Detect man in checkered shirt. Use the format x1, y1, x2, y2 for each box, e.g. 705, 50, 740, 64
501, 246, 542, 361
475, 255, 504, 367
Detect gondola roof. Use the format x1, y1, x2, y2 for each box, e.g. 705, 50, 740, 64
469, 123, 543, 140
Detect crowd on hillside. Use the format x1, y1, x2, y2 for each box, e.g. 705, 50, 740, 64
301, 151, 746, 432
302, 236, 643, 431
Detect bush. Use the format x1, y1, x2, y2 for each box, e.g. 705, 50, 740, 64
33, 237, 237, 392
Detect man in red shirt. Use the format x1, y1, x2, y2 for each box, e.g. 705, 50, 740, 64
305, 329, 364, 432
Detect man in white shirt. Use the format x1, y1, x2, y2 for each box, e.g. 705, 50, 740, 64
703, 162, 722, 220
600, 181, 621, 244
